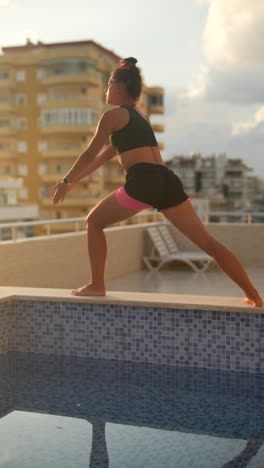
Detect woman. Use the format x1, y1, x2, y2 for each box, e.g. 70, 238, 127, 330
52, 57, 263, 307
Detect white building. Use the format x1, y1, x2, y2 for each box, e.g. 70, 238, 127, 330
0, 178, 39, 240
166, 153, 259, 211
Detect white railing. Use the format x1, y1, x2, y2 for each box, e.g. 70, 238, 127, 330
0, 210, 264, 242
0, 211, 161, 241
205, 211, 264, 224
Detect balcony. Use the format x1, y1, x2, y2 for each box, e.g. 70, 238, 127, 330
0, 150, 17, 160
152, 123, 165, 133
41, 96, 99, 110
41, 196, 99, 207
0, 101, 16, 113
148, 86, 164, 114
0, 78, 16, 89
41, 148, 81, 159
104, 175, 125, 185
0, 127, 16, 136
0, 204, 39, 221
41, 174, 64, 183
39, 124, 96, 135
148, 104, 164, 114
41, 71, 99, 88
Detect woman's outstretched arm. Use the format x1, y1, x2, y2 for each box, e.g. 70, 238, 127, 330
52, 109, 117, 205
65, 109, 116, 183
71, 145, 117, 184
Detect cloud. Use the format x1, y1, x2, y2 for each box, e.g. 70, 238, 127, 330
166, 0, 264, 178
193, 0, 211, 4
205, 65, 264, 104
0, 0, 12, 6
203, 0, 264, 66
181, 66, 209, 100
232, 106, 264, 135
187, 0, 264, 104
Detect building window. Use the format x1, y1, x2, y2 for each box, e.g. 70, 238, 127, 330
16, 118, 27, 130
38, 141, 48, 152
38, 164, 47, 176
17, 164, 28, 176
39, 108, 99, 127
19, 188, 29, 199
148, 94, 163, 106
16, 94, 27, 105
91, 111, 99, 125
0, 96, 9, 103
0, 166, 11, 175
36, 68, 46, 80
37, 93, 47, 104
39, 186, 50, 198
0, 119, 11, 128
0, 72, 9, 79
16, 70, 26, 81
17, 141, 27, 152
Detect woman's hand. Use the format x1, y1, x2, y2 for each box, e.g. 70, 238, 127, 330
52, 180, 72, 205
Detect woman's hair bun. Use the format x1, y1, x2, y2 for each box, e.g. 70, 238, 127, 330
124, 57, 138, 66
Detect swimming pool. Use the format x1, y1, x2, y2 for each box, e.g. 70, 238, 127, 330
0, 352, 263, 468
0, 293, 263, 467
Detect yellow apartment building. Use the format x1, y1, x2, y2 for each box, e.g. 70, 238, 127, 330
0, 39, 164, 224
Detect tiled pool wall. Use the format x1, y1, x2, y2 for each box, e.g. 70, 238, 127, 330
0, 299, 263, 373
0, 301, 11, 354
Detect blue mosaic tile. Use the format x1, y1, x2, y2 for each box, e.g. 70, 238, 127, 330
0, 301, 12, 354
0, 299, 263, 375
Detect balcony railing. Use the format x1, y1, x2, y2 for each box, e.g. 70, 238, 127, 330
0, 127, 16, 136
41, 96, 99, 108
0, 78, 16, 89
0, 150, 17, 159
0, 210, 264, 242
41, 69, 98, 87
0, 100, 16, 112
39, 124, 96, 135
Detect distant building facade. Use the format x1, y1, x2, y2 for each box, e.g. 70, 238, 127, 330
166, 153, 261, 212
0, 177, 39, 239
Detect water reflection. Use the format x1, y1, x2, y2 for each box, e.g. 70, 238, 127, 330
0, 353, 263, 467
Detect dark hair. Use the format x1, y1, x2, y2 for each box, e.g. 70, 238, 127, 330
112, 57, 142, 101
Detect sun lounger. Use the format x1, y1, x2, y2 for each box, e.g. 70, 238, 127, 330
143, 225, 215, 273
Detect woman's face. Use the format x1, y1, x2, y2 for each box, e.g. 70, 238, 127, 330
105, 75, 125, 105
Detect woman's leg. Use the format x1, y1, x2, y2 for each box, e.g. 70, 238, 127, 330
72, 191, 137, 296
161, 199, 263, 307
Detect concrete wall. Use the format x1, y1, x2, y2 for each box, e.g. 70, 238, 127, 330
168, 223, 264, 267
0, 222, 263, 289
0, 223, 159, 289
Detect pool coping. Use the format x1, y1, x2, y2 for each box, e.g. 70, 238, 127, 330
0, 286, 263, 313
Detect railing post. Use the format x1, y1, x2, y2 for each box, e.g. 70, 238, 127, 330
12, 226, 16, 241
46, 224, 51, 236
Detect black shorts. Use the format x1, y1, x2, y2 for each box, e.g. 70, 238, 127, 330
123, 162, 189, 211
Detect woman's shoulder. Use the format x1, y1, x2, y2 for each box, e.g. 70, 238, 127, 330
103, 107, 130, 132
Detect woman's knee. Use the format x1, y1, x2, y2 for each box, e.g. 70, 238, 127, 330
85, 212, 106, 230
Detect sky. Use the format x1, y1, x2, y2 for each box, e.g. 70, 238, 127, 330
0, 0, 264, 178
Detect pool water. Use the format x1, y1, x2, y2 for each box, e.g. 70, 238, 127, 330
0, 352, 264, 468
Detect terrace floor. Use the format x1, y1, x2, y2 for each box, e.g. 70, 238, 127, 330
107, 265, 264, 298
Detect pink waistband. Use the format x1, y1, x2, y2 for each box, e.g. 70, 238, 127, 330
115, 187, 152, 212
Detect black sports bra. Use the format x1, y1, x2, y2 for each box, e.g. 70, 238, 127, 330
109, 105, 158, 154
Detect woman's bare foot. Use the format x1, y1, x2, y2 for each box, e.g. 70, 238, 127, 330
71, 283, 106, 297
244, 289, 263, 307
